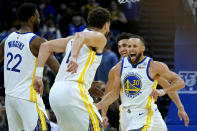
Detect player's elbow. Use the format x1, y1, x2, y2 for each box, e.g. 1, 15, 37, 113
176, 77, 185, 90
41, 42, 52, 53
180, 79, 185, 89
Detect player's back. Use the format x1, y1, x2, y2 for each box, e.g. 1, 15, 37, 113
4, 32, 39, 102
55, 29, 103, 90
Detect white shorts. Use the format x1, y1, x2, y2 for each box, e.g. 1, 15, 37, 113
49, 81, 103, 131
120, 107, 167, 131
5, 95, 50, 131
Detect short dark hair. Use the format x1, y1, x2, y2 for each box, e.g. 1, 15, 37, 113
116, 32, 133, 43
131, 35, 145, 46
87, 7, 110, 29
16, 3, 37, 22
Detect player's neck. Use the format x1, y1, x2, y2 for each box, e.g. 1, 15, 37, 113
138, 55, 145, 63
18, 23, 33, 33
129, 55, 145, 65
88, 27, 104, 34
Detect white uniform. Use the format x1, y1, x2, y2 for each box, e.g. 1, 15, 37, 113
119, 56, 167, 131
4, 31, 49, 131
49, 29, 104, 131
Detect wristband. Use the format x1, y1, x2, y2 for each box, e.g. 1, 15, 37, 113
160, 89, 166, 96
35, 67, 44, 78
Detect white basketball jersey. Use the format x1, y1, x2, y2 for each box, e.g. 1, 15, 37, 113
55, 29, 103, 90
120, 56, 158, 110
4, 32, 42, 104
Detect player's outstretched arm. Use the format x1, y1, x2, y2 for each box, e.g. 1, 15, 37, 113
149, 61, 188, 125
105, 67, 116, 94
96, 62, 121, 117
33, 36, 73, 95
0, 38, 6, 63
31, 37, 64, 75
88, 65, 117, 99
36, 36, 73, 68
157, 78, 189, 126
67, 31, 107, 73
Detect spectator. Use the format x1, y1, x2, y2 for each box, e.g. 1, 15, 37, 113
123, 1, 139, 34
81, 0, 100, 20
42, 16, 62, 40
0, 27, 16, 42
108, 0, 128, 36
0, 96, 7, 131
58, 3, 73, 37
39, 0, 56, 20
68, 12, 86, 35
41, 16, 63, 63
94, 43, 118, 83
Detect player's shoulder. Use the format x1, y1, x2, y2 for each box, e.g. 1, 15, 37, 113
112, 61, 122, 73
31, 36, 46, 44
150, 60, 169, 72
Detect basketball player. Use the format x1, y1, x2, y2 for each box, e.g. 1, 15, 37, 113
33, 7, 111, 131
97, 35, 186, 131
103, 32, 189, 127
0, 3, 60, 131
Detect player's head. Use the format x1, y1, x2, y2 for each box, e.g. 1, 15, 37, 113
117, 32, 133, 57
87, 7, 111, 36
16, 3, 40, 31
127, 35, 145, 64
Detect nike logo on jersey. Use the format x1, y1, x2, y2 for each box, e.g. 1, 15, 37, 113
139, 113, 144, 116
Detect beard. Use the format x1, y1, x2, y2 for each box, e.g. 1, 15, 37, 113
33, 22, 40, 32
129, 52, 142, 64
105, 30, 110, 37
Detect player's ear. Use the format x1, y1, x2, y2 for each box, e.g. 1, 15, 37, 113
142, 45, 145, 52
103, 22, 109, 30
28, 16, 34, 24
29, 12, 36, 24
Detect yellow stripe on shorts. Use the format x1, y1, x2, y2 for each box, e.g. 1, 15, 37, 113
30, 58, 38, 103
36, 104, 47, 131
142, 80, 158, 131
78, 50, 101, 131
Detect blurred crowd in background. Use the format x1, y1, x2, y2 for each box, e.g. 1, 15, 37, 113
0, 0, 146, 130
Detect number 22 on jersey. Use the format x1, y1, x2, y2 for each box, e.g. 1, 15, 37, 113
6, 52, 22, 72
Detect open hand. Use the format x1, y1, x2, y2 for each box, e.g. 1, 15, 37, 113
67, 57, 78, 74
102, 116, 109, 128
178, 106, 190, 126
89, 81, 104, 99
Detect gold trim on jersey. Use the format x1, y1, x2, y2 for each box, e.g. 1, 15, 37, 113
78, 50, 101, 131
119, 106, 122, 131
119, 85, 123, 130
36, 104, 47, 130
30, 58, 38, 103
142, 80, 158, 131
